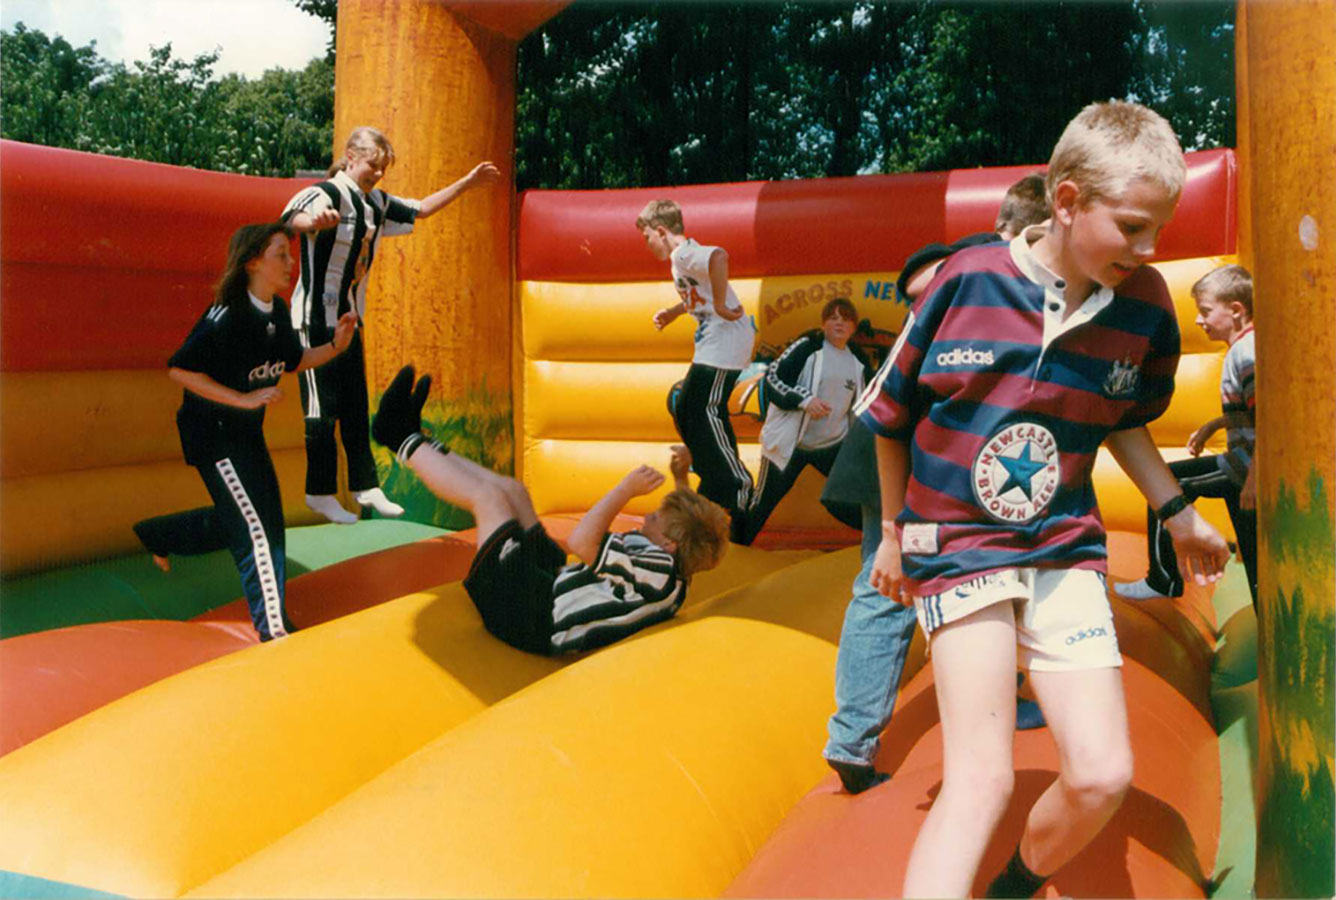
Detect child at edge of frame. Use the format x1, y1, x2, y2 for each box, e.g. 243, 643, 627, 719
1116, 263, 1258, 608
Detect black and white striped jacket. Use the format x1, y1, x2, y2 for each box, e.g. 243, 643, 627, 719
548, 531, 685, 654
281, 169, 420, 344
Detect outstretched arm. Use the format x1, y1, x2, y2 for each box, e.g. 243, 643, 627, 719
568, 466, 666, 565
1106, 427, 1230, 586
417, 161, 501, 219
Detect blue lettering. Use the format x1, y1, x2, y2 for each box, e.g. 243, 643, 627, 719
864, 281, 883, 300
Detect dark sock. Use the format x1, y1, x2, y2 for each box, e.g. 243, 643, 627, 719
1015, 697, 1046, 731
1014, 672, 1046, 731
985, 844, 1048, 898
826, 759, 889, 795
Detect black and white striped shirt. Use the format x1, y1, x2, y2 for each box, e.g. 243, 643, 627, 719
281, 169, 420, 343
549, 531, 686, 654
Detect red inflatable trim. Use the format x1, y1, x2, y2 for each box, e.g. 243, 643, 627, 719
518, 149, 1235, 283
0, 141, 309, 372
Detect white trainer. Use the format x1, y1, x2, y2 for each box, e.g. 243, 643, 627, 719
354, 487, 405, 518
306, 493, 359, 525
1113, 578, 1170, 601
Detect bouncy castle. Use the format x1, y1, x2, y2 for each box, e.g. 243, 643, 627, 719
0, 1, 1331, 897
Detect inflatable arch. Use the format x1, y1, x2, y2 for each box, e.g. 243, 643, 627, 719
0, 0, 1332, 896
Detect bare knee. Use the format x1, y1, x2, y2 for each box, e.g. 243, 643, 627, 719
945, 762, 1014, 820
1063, 753, 1133, 810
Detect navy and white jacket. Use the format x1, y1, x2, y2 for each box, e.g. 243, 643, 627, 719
759, 330, 872, 470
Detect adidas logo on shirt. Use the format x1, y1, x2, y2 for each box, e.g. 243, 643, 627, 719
936, 347, 995, 367
248, 361, 287, 383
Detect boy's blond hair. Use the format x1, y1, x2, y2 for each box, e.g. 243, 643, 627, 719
1046, 101, 1186, 207
995, 173, 1050, 236
327, 126, 396, 177
1192, 264, 1254, 317
657, 489, 730, 577
635, 199, 685, 235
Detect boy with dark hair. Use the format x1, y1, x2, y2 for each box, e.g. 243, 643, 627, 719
640, 199, 756, 537
898, 173, 1050, 301
739, 297, 871, 545
372, 366, 732, 655
1116, 263, 1258, 607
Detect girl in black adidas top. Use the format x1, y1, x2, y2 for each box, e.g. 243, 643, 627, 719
282, 126, 499, 525
147, 223, 356, 641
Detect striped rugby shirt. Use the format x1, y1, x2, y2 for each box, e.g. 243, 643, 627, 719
856, 228, 1180, 595
281, 169, 420, 342
1218, 324, 1255, 485
548, 531, 685, 654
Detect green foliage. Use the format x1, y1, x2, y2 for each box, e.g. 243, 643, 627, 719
0, 24, 334, 176
5, 1, 1236, 185
516, 0, 1235, 190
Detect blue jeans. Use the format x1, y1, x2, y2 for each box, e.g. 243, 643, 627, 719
824, 505, 919, 766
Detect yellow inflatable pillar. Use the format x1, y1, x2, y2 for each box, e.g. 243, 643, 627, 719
331, 0, 562, 526
1240, 1, 1336, 895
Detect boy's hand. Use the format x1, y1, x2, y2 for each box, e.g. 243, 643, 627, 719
620, 465, 666, 497
669, 445, 692, 484
653, 305, 684, 330
1164, 506, 1230, 586
372, 365, 432, 455
870, 530, 913, 606
1186, 424, 1212, 457
806, 398, 833, 420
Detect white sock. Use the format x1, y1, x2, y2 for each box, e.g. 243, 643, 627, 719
306, 493, 359, 525
353, 487, 404, 518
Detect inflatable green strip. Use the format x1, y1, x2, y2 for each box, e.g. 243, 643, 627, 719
0, 520, 447, 638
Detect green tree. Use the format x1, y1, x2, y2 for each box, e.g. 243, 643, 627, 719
515, 0, 1235, 190
1, 24, 335, 177
0, 23, 102, 146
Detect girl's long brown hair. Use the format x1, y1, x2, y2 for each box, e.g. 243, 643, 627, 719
213, 222, 291, 315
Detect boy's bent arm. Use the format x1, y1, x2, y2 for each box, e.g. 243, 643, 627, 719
568, 466, 665, 565
1106, 427, 1230, 585
708, 249, 744, 321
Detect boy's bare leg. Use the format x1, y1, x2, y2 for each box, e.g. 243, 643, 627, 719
406, 445, 537, 545
1013, 667, 1132, 877
902, 602, 1019, 898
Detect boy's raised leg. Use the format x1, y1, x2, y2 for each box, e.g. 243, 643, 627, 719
373, 365, 537, 545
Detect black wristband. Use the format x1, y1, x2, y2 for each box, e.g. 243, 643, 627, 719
1155, 493, 1193, 523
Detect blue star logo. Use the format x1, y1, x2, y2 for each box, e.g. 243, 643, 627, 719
997, 442, 1046, 499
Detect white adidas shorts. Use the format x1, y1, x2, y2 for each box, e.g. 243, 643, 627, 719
914, 568, 1122, 671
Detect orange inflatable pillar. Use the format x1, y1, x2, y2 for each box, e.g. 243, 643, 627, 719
331, 0, 563, 525
1239, 1, 1336, 895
